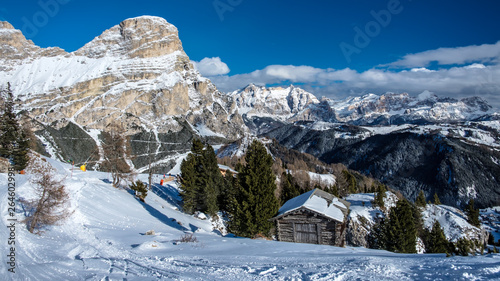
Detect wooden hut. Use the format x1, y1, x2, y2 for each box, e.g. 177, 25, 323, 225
271, 189, 350, 246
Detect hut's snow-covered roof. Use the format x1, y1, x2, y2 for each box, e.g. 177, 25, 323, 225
274, 189, 350, 223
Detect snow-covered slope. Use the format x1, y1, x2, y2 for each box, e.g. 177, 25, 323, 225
345, 192, 487, 249
2, 159, 500, 280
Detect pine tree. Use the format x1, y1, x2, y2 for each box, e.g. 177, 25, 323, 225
0, 84, 30, 171
415, 190, 426, 208
433, 193, 441, 205
456, 237, 471, 256
373, 184, 386, 209
280, 172, 300, 204
342, 170, 357, 194
427, 221, 449, 253
179, 140, 225, 217
386, 199, 417, 253
198, 144, 223, 216
465, 199, 480, 227
130, 180, 148, 202
231, 140, 279, 238
12, 126, 30, 171
324, 184, 339, 197
368, 217, 388, 250
0, 85, 17, 158
179, 154, 198, 214
219, 170, 238, 214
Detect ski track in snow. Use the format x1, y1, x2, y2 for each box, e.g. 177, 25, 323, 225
1, 158, 500, 280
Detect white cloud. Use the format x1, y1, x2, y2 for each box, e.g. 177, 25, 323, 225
209, 63, 500, 109
389, 41, 500, 68
206, 43, 500, 109
192, 57, 230, 76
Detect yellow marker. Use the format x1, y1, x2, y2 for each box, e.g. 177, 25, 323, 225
80, 165, 86, 172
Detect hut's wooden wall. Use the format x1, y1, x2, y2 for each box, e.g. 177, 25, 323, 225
275, 209, 345, 247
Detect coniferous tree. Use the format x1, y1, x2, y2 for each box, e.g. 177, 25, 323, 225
198, 144, 223, 216
342, 170, 357, 194
0, 84, 30, 171
280, 172, 300, 204
12, 127, 30, 171
219, 170, 238, 214
180, 139, 225, 217
411, 201, 425, 242
0, 84, 17, 158
433, 193, 441, 205
324, 184, 339, 197
373, 184, 386, 209
368, 217, 388, 250
130, 180, 148, 202
465, 199, 480, 227
179, 153, 198, 214
415, 190, 426, 208
231, 140, 279, 238
427, 220, 449, 253
328, 184, 339, 197
456, 237, 471, 256
386, 199, 417, 253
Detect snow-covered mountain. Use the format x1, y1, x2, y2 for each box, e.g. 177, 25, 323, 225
0, 16, 249, 171
228, 84, 321, 120
229, 84, 494, 128
0, 17, 244, 137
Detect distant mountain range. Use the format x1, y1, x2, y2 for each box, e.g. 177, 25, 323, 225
1, 16, 499, 208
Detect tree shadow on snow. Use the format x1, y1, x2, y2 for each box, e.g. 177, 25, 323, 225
150, 183, 182, 210
134, 197, 188, 232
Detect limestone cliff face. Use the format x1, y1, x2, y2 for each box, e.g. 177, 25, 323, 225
75, 16, 183, 59
0, 16, 245, 139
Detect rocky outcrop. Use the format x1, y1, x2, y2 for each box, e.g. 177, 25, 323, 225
75, 16, 183, 59
0, 21, 65, 69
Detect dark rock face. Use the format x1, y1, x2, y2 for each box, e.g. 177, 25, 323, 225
35, 122, 99, 167
265, 126, 500, 208
34, 120, 228, 174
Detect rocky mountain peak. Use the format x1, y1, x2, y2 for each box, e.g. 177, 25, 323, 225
75, 16, 184, 59
461, 96, 492, 112
0, 21, 65, 69
230, 84, 320, 120
0, 21, 38, 61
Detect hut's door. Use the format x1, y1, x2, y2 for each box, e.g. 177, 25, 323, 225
294, 223, 319, 244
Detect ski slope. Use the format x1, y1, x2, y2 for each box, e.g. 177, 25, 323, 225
1, 158, 500, 280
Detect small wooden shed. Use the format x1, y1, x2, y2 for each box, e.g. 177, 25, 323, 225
271, 189, 350, 246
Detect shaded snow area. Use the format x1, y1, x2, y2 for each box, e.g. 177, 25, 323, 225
482, 207, 500, 244
345, 193, 384, 225
1, 159, 500, 280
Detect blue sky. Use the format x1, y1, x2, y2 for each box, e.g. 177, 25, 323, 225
1, 0, 500, 106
